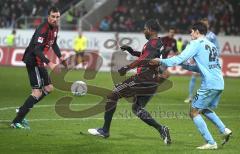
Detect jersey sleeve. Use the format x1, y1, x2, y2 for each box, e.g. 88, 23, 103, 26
128, 49, 149, 69
180, 63, 200, 72
52, 35, 62, 58
161, 40, 199, 67
32, 26, 50, 64
33, 26, 47, 46
130, 51, 141, 57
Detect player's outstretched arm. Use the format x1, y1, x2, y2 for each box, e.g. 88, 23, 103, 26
52, 40, 62, 58
180, 63, 200, 73
52, 39, 68, 69
120, 45, 141, 57
159, 41, 199, 67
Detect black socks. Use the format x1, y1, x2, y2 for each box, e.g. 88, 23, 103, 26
12, 95, 39, 123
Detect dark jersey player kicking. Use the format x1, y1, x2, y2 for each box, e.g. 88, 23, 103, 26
11, 7, 67, 129
88, 19, 171, 145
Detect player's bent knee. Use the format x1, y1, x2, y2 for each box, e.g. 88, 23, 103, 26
105, 92, 119, 110
189, 111, 194, 118
32, 89, 42, 98
105, 101, 117, 111
132, 104, 141, 115
107, 92, 119, 101
189, 108, 200, 119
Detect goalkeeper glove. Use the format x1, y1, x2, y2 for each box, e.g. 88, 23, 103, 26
120, 45, 134, 54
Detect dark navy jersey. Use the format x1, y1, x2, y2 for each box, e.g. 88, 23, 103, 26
128, 37, 163, 74
161, 36, 178, 59
22, 21, 61, 67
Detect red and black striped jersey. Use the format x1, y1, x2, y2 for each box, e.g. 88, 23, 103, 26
161, 36, 178, 59
22, 21, 61, 67
128, 37, 163, 74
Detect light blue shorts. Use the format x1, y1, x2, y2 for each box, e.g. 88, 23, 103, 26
192, 89, 223, 110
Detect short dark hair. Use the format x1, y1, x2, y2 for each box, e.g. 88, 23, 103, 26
145, 19, 160, 32
192, 22, 207, 35
48, 6, 60, 15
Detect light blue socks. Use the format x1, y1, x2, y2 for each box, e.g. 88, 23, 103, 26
193, 115, 215, 144
189, 75, 196, 98
203, 109, 226, 133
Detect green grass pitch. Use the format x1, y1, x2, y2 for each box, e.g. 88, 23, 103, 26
0, 66, 239, 154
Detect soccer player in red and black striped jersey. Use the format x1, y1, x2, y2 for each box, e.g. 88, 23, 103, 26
11, 6, 66, 129
157, 27, 179, 78
88, 19, 171, 145
161, 27, 178, 59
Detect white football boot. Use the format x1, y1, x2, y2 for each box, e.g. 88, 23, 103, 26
197, 143, 218, 150
222, 128, 232, 146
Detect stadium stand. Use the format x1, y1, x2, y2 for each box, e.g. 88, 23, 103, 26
97, 0, 240, 35
0, 0, 80, 29
0, 0, 239, 35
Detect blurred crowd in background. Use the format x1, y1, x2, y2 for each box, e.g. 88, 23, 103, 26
0, 0, 239, 35
0, 0, 78, 28
97, 0, 240, 35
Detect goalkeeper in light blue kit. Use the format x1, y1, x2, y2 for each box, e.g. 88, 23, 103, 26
149, 22, 232, 150
184, 18, 220, 103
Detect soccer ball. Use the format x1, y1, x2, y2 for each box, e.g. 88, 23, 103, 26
71, 81, 87, 96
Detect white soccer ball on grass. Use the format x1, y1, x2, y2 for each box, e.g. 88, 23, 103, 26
71, 81, 87, 96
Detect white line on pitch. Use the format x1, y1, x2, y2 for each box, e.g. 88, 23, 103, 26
0, 115, 239, 123
0, 103, 239, 111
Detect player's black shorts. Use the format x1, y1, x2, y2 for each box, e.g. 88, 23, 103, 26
26, 64, 51, 89
114, 69, 159, 98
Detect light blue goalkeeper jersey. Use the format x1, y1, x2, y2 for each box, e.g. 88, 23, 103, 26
161, 36, 224, 90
